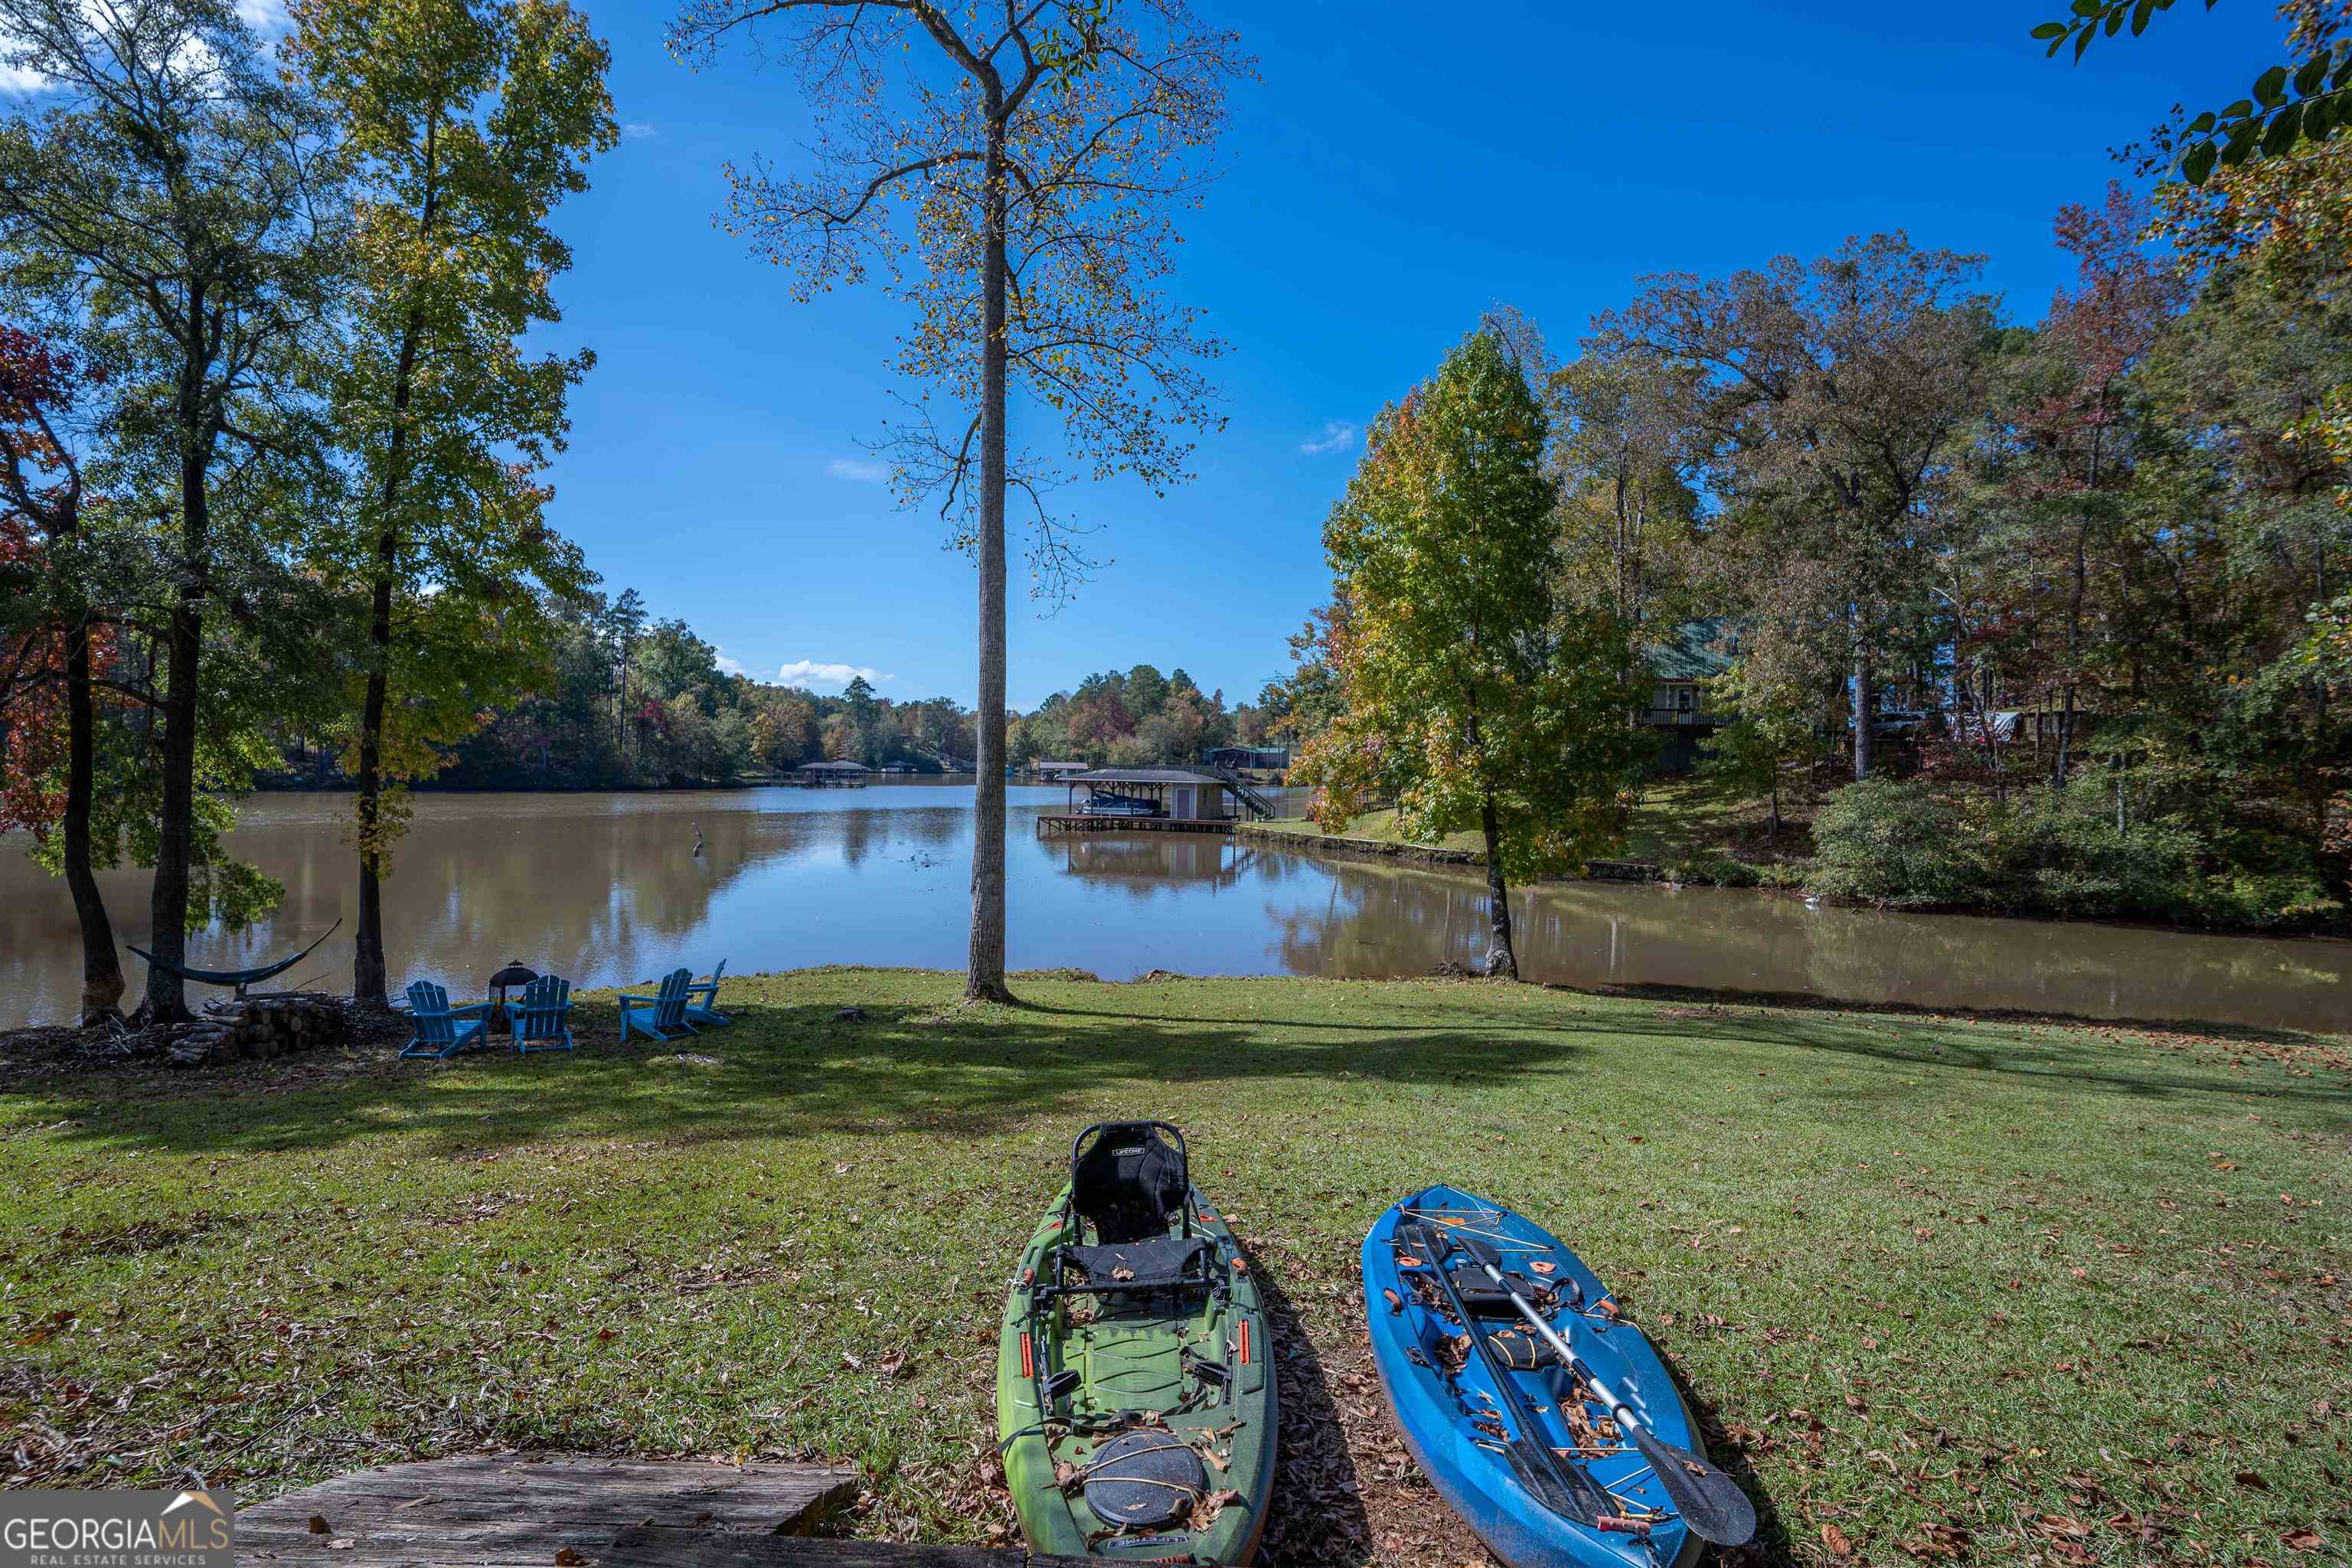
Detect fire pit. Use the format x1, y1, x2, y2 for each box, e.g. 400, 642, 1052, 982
484, 961, 540, 1031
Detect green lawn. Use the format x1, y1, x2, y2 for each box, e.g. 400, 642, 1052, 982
3, 971, 2347, 1566
1248, 808, 1488, 856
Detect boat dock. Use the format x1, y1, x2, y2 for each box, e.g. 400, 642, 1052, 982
1037, 815, 1236, 836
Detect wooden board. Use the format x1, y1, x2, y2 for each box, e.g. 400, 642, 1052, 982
237, 1455, 858, 1568
606, 1527, 1093, 1568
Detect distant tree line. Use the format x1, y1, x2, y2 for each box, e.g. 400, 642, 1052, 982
1008, 664, 1279, 769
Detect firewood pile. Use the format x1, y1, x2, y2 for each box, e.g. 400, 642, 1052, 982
167, 992, 352, 1067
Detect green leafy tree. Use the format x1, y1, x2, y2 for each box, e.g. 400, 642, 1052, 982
1294, 331, 1651, 980
289, 0, 612, 1004
1, 0, 340, 1019
1704, 655, 1818, 836
667, 0, 1250, 1004
1598, 235, 1993, 780
2032, 1, 2351, 184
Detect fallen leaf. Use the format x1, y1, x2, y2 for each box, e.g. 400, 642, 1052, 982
308, 1517, 331, 1535
1529, 1260, 1557, 1275
1822, 1522, 1854, 1557
1110, 1267, 1135, 1282
555, 1550, 586, 1566
2236, 1469, 2269, 1491
2283, 1527, 2324, 1553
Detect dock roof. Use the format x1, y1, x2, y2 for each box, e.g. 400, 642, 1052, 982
1067, 767, 1225, 785
797, 759, 871, 772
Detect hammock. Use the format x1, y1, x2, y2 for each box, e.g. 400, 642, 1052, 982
128, 919, 342, 997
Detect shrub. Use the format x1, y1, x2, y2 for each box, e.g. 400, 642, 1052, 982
1806, 779, 1988, 908
1661, 852, 1763, 888
1988, 775, 2200, 920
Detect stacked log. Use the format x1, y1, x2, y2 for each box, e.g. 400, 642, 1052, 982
167, 992, 351, 1068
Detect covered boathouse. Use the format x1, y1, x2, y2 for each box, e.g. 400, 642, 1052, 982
1038, 767, 1240, 835
795, 759, 871, 787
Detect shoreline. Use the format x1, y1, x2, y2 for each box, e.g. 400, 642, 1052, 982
1237, 818, 2352, 944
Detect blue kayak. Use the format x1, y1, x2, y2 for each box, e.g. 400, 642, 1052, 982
1363, 1187, 1709, 1568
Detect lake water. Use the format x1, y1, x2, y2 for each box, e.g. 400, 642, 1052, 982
1, 784, 2344, 1033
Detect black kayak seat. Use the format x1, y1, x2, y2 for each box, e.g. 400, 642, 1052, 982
1443, 1260, 1552, 1317
1061, 1236, 1217, 1292
1071, 1120, 1192, 1244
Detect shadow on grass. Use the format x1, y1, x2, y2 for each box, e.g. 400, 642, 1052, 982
28, 1000, 1600, 1158
25, 978, 2350, 1162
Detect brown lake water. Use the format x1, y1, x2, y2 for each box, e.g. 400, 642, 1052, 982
2, 784, 2344, 1033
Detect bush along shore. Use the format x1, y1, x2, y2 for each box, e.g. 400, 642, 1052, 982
2, 968, 2345, 1567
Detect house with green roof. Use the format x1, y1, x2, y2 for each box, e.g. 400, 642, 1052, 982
1640, 618, 1738, 771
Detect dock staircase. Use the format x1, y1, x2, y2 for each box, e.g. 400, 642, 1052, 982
1213, 765, 1277, 821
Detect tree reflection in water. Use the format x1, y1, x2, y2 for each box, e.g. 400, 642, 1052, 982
0, 786, 2342, 1031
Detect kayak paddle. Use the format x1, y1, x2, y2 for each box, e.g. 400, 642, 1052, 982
1396, 1223, 1612, 1526
1442, 1230, 1757, 1548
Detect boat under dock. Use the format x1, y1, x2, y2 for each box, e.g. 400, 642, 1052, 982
1037, 815, 1236, 835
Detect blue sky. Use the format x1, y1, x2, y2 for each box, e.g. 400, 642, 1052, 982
535, 0, 2285, 710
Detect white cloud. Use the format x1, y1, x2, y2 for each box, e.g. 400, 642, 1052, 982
714, 650, 749, 678
826, 456, 888, 482
0, 60, 47, 94
620, 122, 658, 141
234, 0, 291, 34
777, 660, 892, 691
1298, 420, 1360, 456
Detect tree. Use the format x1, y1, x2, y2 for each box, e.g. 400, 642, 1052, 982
1294, 331, 1651, 980
0, 322, 125, 1021
667, 0, 1250, 1003
1, 0, 341, 1019
1598, 235, 1993, 779
1703, 654, 1819, 836
289, 0, 612, 1005
2031, 1, 2352, 185
1548, 341, 1707, 631
1986, 188, 2189, 783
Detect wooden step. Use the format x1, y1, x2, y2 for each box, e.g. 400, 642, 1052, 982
237, 1455, 858, 1568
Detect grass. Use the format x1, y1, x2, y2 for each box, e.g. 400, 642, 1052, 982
1248, 808, 1488, 856
2, 970, 2348, 1566
1624, 771, 1817, 868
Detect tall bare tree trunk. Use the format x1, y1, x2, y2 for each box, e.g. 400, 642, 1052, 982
354, 560, 395, 1007
145, 358, 207, 1022
1851, 626, 1873, 782
61, 590, 122, 1023
354, 175, 435, 1008
1479, 793, 1517, 981
965, 92, 1013, 1004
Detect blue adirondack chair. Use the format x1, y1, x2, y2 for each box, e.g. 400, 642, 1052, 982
509, 974, 575, 1054
400, 980, 490, 1059
619, 967, 697, 1043
682, 959, 730, 1027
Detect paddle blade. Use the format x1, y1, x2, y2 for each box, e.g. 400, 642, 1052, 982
1458, 1232, 1503, 1270
1627, 1422, 1756, 1547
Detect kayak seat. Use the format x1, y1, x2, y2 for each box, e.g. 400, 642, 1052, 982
1061, 1236, 1217, 1293
1071, 1120, 1191, 1244
1446, 1261, 1552, 1317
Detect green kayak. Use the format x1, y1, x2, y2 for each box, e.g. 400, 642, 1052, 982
995, 1122, 1276, 1563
